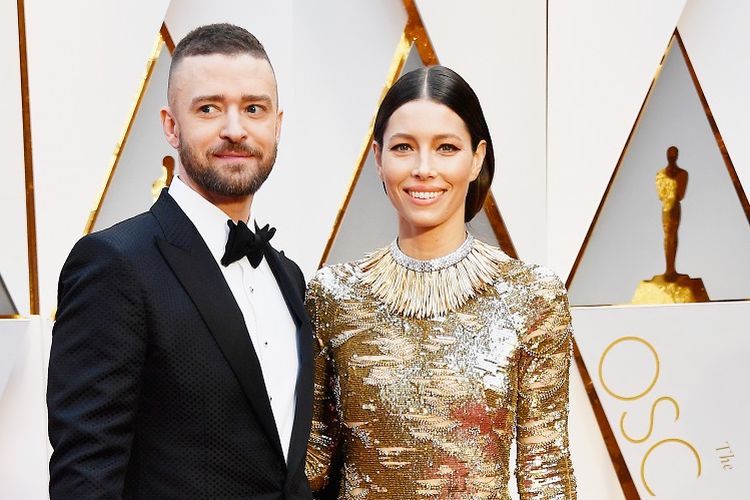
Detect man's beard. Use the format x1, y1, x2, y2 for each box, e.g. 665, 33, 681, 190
178, 136, 277, 197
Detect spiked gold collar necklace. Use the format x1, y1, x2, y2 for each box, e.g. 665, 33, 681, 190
360, 234, 508, 319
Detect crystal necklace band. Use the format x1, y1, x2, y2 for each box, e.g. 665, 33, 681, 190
361, 234, 509, 319
389, 233, 475, 272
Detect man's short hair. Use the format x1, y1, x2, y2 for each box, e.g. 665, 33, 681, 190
168, 23, 273, 95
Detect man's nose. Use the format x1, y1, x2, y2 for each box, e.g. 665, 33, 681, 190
220, 109, 248, 143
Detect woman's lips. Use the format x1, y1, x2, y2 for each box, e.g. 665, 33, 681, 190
405, 189, 445, 204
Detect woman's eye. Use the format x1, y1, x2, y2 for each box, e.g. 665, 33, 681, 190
438, 143, 459, 152
391, 143, 412, 152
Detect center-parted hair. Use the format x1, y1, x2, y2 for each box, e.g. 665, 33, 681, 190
168, 23, 273, 96
373, 65, 495, 222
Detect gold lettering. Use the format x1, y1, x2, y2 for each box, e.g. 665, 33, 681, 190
599, 336, 660, 401
715, 442, 735, 471
620, 396, 679, 444
641, 438, 701, 496
715, 442, 731, 452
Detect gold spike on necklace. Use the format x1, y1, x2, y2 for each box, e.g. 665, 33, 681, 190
360, 234, 510, 319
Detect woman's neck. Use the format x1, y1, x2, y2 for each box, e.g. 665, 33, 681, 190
396, 218, 467, 260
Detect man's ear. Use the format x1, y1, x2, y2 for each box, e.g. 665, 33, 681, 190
160, 106, 180, 149
275, 109, 284, 143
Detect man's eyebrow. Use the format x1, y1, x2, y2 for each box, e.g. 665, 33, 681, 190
242, 94, 273, 104
190, 94, 274, 106
191, 95, 224, 106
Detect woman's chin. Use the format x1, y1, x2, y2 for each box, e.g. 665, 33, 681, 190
398, 215, 449, 234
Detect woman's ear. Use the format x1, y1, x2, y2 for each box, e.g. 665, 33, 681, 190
373, 142, 388, 194
373, 141, 384, 179
471, 140, 487, 181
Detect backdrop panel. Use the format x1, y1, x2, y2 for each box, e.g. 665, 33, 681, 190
575, 302, 748, 499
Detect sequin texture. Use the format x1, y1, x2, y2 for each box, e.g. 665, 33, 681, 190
305, 238, 577, 499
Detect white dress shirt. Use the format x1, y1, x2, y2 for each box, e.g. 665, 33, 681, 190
169, 176, 299, 462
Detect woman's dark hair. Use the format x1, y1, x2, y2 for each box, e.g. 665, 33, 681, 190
373, 65, 495, 222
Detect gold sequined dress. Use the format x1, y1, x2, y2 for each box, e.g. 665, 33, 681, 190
305, 235, 576, 499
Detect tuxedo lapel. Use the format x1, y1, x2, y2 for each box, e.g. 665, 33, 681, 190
262, 247, 309, 327
263, 247, 314, 475
150, 191, 285, 460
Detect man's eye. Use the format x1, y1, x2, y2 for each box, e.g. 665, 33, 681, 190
247, 104, 259, 113
199, 105, 215, 113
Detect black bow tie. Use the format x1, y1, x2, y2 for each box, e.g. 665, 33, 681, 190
221, 220, 276, 268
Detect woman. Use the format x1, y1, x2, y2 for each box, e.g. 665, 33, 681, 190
306, 65, 576, 499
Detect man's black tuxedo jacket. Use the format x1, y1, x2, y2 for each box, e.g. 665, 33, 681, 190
47, 191, 313, 500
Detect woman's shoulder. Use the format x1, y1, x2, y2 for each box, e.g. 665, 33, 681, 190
306, 255, 371, 301
482, 243, 566, 299
483, 246, 571, 349
483, 243, 568, 323
305, 255, 379, 338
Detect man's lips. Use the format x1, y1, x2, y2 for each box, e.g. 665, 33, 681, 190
212, 153, 255, 164
214, 152, 252, 158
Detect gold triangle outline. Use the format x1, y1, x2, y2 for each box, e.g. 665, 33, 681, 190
14, 0, 37, 316
566, 30, 750, 304
317, 0, 517, 267
83, 22, 175, 235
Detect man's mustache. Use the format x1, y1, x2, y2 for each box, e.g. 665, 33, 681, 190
207, 142, 263, 158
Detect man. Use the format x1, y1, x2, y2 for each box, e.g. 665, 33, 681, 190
47, 24, 313, 499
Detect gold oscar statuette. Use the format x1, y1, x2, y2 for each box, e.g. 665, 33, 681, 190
632, 146, 709, 304
152, 155, 175, 202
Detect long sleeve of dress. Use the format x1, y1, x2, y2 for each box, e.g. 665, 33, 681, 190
305, 276, 342, 492
515, 272, 577, 499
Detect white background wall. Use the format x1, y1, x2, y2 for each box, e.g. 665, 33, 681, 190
0, 0, 28, 316
2, 0, 749, 498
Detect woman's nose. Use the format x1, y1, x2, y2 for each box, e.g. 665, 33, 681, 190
412, 152, 437, 179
